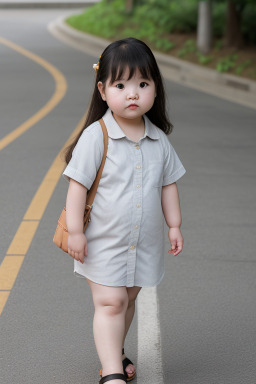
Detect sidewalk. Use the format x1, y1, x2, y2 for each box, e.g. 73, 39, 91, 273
48, 14, 256, 110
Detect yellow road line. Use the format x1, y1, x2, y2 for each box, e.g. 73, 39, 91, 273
0, 292, 10, 314
0, 37, 67, 151
0, 36, 69, 316
7, 221, 39, 255
0, 112, 87, 316
0, 257, 25, 291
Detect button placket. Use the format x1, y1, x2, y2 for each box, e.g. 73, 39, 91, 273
127, 142, 143, 286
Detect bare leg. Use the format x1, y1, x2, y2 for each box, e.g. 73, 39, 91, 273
122, 286, 142, 378
87, 279, 128, 384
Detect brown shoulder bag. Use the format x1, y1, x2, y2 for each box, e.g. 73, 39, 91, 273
53, 118, 108, 254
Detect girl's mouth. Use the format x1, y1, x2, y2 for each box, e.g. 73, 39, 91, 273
128, 104, 139, 110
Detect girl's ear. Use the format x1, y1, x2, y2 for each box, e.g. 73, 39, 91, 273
97, 81, 106, 101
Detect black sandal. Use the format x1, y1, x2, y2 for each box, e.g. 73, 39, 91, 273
122, 348, 136, 382
99, 373, 127, 383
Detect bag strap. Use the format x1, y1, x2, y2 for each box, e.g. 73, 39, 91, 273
85, 118, 108, 207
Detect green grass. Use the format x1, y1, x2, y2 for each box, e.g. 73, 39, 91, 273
216, 54, 238, 73
65, 0, 194, 52
197, 52, 213, 65
235, 59, 253, 75
178, 40, 196, 57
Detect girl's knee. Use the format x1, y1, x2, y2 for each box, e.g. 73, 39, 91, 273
101, 295, 128, 316
127, 296, 138, 311
92, 285, 129, 316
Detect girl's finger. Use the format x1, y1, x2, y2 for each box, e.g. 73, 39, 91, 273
174, 244, 183, 256
177, 242, 183, 251
79, 252, 84, 264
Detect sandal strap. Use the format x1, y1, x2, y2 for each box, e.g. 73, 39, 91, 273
99, 373, 127, 384
122, 357, 134, 371
122, 348, 134, 367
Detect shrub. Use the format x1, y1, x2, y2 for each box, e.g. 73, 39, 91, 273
66, 0, 256, 47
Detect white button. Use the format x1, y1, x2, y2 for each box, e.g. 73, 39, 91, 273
130, 245, 135, 250
134, 225, 139, 229
136, 204, 141, 208
136, 184, 141, 188
136, 165, 141, 169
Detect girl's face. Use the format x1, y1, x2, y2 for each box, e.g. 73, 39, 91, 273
98, 68, 156, 121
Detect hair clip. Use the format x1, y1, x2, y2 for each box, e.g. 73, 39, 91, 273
93, 55, 101, 72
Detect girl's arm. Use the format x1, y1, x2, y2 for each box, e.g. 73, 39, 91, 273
161, 182, 184, 256
66, 179, 88, 263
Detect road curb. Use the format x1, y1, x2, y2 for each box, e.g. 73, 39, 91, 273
48, 14, 256, 110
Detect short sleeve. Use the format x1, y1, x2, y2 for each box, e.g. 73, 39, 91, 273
62, 122, 104, 190
162, 139, 186, 186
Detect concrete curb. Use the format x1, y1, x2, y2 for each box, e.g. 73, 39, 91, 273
48, 14, 256, 110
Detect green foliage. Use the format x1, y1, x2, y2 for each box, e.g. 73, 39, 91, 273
196, 52, 213, 65
178, 40, 196, 58
213, 0, 256, 44
66, 0, 125, 38
65, 0, 256, 52
66, 0, 178, 52
214, 40, 224, 52
216, 54, 238, 73
242, 3, 256, 45
155, 39, 175, 52
119, 17, 175, 52
212, 2, 226, 38
137, 0, 198, 34
178, 39, 213, 65
235, 59, 253, 75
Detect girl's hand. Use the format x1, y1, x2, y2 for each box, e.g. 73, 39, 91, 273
168, 227, 183, 256
68, 233, 88, 264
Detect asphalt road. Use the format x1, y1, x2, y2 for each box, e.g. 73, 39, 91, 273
0, 9, 256, 384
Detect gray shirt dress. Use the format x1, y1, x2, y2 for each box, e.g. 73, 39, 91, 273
63, 108, 186, 287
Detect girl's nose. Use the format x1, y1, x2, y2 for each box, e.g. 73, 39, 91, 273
127, 91, 139, 100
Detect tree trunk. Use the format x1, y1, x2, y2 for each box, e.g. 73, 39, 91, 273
125, 0, 133, 13
197, 0, 212, 54
225, 0, 244, 48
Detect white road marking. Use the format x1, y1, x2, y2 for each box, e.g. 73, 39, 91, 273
137, 287, 164, 384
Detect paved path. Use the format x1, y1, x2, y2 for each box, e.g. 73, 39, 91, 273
0, 0, 99, 7
0, 8, 256, 384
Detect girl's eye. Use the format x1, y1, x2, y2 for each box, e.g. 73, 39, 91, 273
140, 82, 148, 88
116, 83, 124, 89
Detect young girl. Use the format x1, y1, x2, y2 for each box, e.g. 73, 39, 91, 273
63, 37, 186, 384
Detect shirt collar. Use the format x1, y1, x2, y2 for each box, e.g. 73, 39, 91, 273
102, 108, 160, 140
